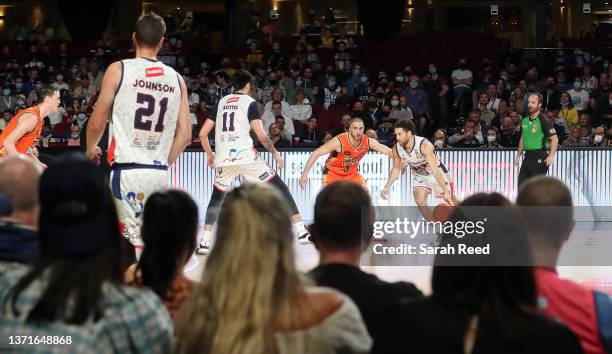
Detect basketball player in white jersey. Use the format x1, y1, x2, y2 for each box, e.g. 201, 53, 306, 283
196, 69, 309, 254
86, 12, 191, 248
381, 119, 458, 221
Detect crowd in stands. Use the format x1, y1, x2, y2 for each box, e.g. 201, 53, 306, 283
1, 24, 610, 150
2, 152, 612, 353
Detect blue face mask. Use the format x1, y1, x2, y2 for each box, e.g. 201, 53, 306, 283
409, 81, 418, 89
396, 76, 404, 83
429, 67, 437, 75
353, 69, 361, 76
15, 83, 23, 90
360, 76, 368, 83
328, 81, 336, 89
295, 80, 303, 87
3, 89, 10, 96
573, 82, 582, 89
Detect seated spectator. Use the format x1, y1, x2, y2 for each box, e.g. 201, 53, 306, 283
0, 153, 173, 353
319, 28, 335, 49
125, 190, 198, 319
432, 129, 451, 149
246, 41, 264, 66
365, 129, 378, 141
72, 74, 97, 110
559, 92, 580, 130
267, 41, 287, 70
482, 126, 501, 148
517, 177, 612, 354
491, 100, 509, 130
298, 117, 321, 146
334, 113, 352, 136
390, 95, 414, 121
309, 182, 422, 337
215, 71, 234, 98
372, 193, 582, 354
0, 86, 15, 113
592, 88, 611, 127
578, 112, 594, 143
375, 104, 396, 146
262, 101, 284, 132
174, 183, 371, 354
567, 76, 590, 112
0, 155, 41, 274
305, 43, 319, 65
556, 70, 572, 93
499, 116, 521, 147
451, 58, 473, 117
289, 89, 312, 123
0, 109, 11, 132
477, 92, 495, 125
563, 127, 590, 147
322, 74, 341, 110
67, 121, 81, 146
269, 120, 291, 148
592, 125, 610, 147
546, 110, 568, 143
401, 75, 430, 119
542, 77, 561, 112
449, 119, 482, 147
333, 42, 351, 71
264, 88, 291, 116
321, 130, 334, 144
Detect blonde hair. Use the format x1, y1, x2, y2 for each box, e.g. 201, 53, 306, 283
175, 183, 302, 354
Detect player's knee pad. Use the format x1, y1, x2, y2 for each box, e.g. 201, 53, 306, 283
268, 175, 300, 216
205, 188, 225, 225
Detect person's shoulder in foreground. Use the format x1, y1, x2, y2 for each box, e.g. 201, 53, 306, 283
371, 296, 582, 354
275, 286, 372, 354
0, 267, 173, 354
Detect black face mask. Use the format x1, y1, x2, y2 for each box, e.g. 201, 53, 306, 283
382, 111, 390, 117
368, 101, 377, 108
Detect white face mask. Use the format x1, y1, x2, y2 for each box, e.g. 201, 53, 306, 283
391, 100, 399, 107
487, 135, 497, 142
433, 139, 444, 148
593, 135, 603, 143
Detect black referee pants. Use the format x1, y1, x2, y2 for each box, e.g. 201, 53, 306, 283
518, 150, 549, 187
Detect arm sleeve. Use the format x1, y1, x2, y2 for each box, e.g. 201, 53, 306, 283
247, 101, 261, 122
208, 106, 218, 122
540, 115, 557, 137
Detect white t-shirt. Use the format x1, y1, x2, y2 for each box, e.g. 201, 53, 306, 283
567, 89, 590, 111
451, 69, 473, 88
289, 104, 312, 122
263, 100, 292, 117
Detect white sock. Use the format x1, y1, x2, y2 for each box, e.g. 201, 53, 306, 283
201, 230, 212, 244
293, 221, 307, 234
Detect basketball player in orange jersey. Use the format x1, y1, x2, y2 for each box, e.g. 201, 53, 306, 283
0, 87, 59, 168
299, 117, 393, 190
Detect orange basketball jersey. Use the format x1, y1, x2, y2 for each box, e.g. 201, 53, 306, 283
324, 132, 370, 176
0, 106, 43, 157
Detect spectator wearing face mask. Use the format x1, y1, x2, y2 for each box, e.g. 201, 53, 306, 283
567, 76, 590, 112
432, 129, 451, 149
322, 75, 341, 110
481, 126, 501, 148
0, 86, 15, 113
345, 64, 363, 97
400, 75, 430, 119
202, 83, 219, 114
591, 125, 609, 147
558, 92, 579, 130
355, 73, 370, 102
451, 58, 473, 117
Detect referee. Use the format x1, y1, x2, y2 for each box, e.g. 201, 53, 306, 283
514, 93, 558, 187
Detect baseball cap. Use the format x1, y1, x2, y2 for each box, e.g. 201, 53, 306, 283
39, 152, 113, 257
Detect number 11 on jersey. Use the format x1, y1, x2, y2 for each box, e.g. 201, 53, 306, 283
222, 112, 235, 132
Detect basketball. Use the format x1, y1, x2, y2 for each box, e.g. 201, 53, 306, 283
432, 202, 453, 222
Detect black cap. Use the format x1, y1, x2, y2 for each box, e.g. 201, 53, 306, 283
39, 152, 113, 257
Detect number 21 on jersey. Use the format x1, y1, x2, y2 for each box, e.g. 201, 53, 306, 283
134, 93, 168, 132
